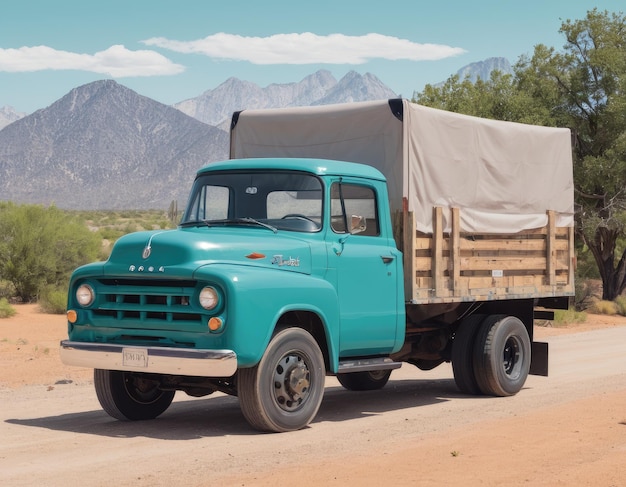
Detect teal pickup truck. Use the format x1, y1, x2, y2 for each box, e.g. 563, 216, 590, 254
61, 100, 575, 432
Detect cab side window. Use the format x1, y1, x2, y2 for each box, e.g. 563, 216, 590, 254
330, 182, 379, 236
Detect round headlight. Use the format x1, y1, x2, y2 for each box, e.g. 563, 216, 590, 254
199, 286, 219, 310
76, 284, 95, 307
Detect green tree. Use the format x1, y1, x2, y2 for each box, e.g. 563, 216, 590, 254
0, 202, 101, 302
415, 9, 626, 300
417, 70, 554, 125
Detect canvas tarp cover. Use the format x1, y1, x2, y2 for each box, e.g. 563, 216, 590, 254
230, 99, 574, 234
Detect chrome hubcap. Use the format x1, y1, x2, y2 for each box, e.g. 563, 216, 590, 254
273, 353, 311, 412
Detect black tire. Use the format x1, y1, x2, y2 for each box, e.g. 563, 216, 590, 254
337, 369, 392, 391
94, 369, 175, 421
238, 328, 325, 432
472, 315, 531, 397
451, 314, 485, 395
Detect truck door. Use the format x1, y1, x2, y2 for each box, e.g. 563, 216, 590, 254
327, 180, 400, 356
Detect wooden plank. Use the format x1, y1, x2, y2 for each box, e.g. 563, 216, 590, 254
417, 236, 570, 253
451, 208, 461, 296
432, 207, 444, 297
463, 275, 544, 290
459, 256, 570, 272
568, 225, 575, 289
547, 210, 556, 286
414, 257, 434, 272
462, 226, 571, 237
460, 256, 548, 271
403, 210, 416, 302
415, 237, 433, 250
459, 238, 569, 252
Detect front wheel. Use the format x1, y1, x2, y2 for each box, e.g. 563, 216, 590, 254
336, 370, 392, 391
472, 315, 531, 396
238, 328, 325, 432
94, 369, 175, 421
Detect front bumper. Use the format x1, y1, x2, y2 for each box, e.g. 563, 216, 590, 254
60, 340, 237, 377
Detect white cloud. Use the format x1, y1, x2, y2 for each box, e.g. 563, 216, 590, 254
0, 45, 185, 76
141, 32, 466, 64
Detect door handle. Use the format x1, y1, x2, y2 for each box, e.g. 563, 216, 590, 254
381, 255, 395, 264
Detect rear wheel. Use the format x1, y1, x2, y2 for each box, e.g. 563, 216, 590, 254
238, 328, 325, 432
472, 315, 531, 396
94, 369, 175, 420
337, 370, 392, 391
451, 314, 485, 395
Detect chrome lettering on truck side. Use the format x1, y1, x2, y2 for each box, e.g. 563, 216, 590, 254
271, 255, 300, 267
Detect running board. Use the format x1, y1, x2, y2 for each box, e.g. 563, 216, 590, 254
337, 357, 402, 374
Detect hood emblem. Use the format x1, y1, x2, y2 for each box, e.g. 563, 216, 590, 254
142, 231, 164, 260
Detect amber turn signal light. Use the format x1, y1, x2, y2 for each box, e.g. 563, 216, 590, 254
208, 317, 223, 331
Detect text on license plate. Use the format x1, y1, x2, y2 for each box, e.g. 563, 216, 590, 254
122, 347, 148, 368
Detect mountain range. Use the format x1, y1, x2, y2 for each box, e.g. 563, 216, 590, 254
0, 58, 510, 210
0, 80, 229, 209
174, 70, 397, 130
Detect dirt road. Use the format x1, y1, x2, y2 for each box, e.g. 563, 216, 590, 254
1, 305, 625, 486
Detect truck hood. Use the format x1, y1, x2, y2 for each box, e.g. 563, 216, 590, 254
104, 228, 312, 277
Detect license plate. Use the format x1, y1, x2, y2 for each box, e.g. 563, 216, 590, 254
122, 347, 148, 368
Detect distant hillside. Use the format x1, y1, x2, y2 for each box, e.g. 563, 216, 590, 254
0, 80, 229, 210
455, 57, 513, 82
0, 106, 26, 130
174, 70, 398, 129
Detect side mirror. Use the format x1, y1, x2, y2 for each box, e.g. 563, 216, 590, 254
350, 215, 367, 234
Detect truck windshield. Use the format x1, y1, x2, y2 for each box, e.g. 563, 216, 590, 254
181, 171, 323, 233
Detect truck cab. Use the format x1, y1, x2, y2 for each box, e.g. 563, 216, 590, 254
61, 157, 405, 431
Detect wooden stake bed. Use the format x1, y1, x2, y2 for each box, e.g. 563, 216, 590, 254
398, 208, 575, 304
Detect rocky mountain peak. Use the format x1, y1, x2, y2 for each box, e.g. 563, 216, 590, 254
455, 57, 513, 82
174, 69, 397, 128
0, 80, 228, 210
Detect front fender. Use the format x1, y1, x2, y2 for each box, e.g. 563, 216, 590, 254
194, 264, 340, 369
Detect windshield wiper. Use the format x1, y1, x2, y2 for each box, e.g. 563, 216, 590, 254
234, 217, 278, 233
181, 218, 278, 233
183, 218, 277, 233
179, 220, 212, 228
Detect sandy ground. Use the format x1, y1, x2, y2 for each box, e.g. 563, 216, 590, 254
1, 304, 626, 486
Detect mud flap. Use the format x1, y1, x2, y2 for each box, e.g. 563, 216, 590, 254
529, 341, 549, 376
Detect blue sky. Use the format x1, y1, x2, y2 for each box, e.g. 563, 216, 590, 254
0, 0, 621, 114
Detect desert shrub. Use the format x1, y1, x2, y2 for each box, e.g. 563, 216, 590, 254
590, 300, 618, 315
615, 296, 626, 316
97, 227, 125, 241
39, 286, 67, 314
553, 308, 587, 325
0, 297, 16, 318
0, 280, 15, 300
123, 222, 141, 233
574, 279, 597, 311
119, 210, 143, 219
0, 202, 101, 302
574, 246, 601, 281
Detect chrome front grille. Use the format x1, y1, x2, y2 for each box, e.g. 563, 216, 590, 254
90, 279, 204, 329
